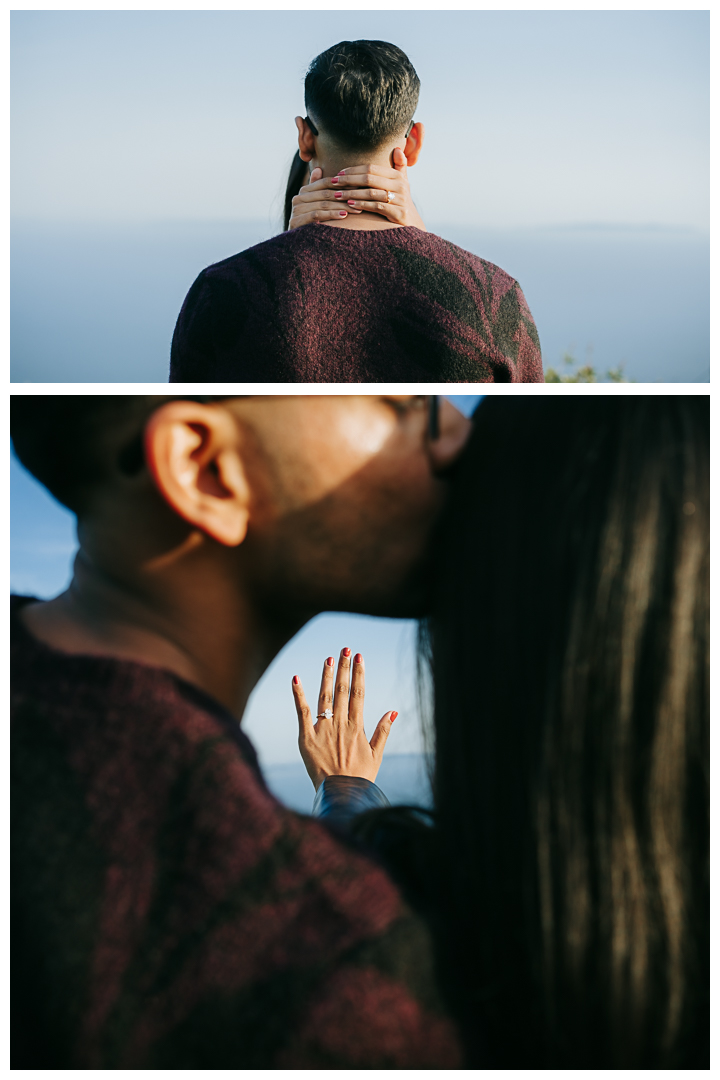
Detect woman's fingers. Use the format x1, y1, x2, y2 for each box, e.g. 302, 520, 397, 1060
331, 176, 405, 197
289, 176, 365, 226
293, 192, 365, 211
317, 656, 335, 721
348, 653, 365, 730
346, 199, 399, 214
298, 171, 404, 199
294, 647, 393, 786
391, 147, 408, 174
297, 174, 351, 195
369, 710, 398, 756
330, 164, 402, 185
334, 647, 352, 723
296, 205, 362, 216
331, 187, 400, 203
289, 209, 360, 229
292, 676, 315, 741
295, 182, 344, 200
345, 200, 408, 226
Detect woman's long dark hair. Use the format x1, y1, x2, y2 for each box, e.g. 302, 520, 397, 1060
425, 397, 708, 1068
283, 151, 308, 231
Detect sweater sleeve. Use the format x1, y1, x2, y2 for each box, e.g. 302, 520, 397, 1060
135, 744, 458, 1068
312, 775, 391, 830
169, 267, 253, 382
512, 280, 544, 383
487, 276, 543, 383
169, 271, 215, 381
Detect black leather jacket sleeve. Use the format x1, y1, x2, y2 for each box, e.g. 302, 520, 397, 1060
312, 775, 390, 830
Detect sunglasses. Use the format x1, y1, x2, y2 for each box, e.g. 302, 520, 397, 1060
304, 116, 415, 139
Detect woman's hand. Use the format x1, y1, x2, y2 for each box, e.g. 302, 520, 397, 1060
328, 148, 427, 229
289, 148, 426, 230
289, 167, 364, 227
292, 648, 397, 790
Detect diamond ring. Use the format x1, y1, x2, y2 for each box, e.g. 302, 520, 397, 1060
387, 191, 395, 202
317, 709, 334, 720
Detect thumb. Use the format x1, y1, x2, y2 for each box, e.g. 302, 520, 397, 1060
292, 675, 315, 743
310, 167, 322, 182
392, 147, 408, 175
369, 710, 398, 757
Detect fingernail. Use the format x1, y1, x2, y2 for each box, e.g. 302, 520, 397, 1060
347, 200, 356, 206
326, 656, 334, 667
293, 675, 299, 685
339, 211, 347, 217
334, 192, 343, 199
390, 711, 398, 723
342, 648, 351, 658
331, 176, 339, 184
355, 653, 363, 664
338, 170, 346, 175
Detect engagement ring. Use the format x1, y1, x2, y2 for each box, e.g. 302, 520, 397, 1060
387, 191, 395, 202
317, 709, 334, 720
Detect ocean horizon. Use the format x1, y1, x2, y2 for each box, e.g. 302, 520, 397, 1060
11, 218, 709, 383
263, 753, 433, 816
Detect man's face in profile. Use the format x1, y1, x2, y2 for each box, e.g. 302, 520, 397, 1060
10, 393, 471, 714
229, 395, 469, 619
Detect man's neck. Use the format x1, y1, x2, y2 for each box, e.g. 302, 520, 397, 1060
19, 548, 310, 719
312, 144, 403, 231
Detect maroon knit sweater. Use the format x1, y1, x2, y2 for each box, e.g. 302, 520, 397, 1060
11, 597, 461, 1069
170, 224, 543, 383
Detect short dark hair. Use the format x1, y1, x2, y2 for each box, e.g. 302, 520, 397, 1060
304, 40, 420, 152
11, 395, 232, 514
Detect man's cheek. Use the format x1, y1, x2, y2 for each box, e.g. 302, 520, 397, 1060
390, 467, 444, 523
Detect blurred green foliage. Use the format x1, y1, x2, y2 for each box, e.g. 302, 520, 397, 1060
545, 351, 630, 383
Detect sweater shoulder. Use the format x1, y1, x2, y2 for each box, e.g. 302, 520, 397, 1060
196, 226, 515, 286
398, 229, 518, 284
10, 603, 404, 928
199, 228, 313, 277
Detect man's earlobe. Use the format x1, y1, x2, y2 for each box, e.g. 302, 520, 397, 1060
144, 402, 251, 547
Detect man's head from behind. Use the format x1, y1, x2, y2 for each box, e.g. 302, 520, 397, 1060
11, 396, 469, 622
298, 40, 422, 170
305, 40, 420, 152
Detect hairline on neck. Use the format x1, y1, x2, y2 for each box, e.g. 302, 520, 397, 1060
310, 132, 410, 174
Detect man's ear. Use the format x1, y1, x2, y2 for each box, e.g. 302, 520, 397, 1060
144, 401, 251, 547
404, 122, 425, 167
295, 116, 316, 164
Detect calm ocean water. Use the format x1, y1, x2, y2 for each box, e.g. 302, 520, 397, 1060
11, 219, 708, 383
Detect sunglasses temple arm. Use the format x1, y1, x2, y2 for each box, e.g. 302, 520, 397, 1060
428, 395, 440, 440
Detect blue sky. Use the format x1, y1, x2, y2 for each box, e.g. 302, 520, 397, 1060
12, 11, 708, 231
11, 394, 481, 765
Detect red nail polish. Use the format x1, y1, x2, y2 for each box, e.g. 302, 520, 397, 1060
355, 653, 363, 664
331, 176, 339, 184
342, 648, 351, 658
339, 211, 347, 217
338, 170, 346, 175
326, 657, 334, 667
347, 200, 356, 206
334, 192, 343, 199
390, 711, 398, 722
293, 675, 299, 685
